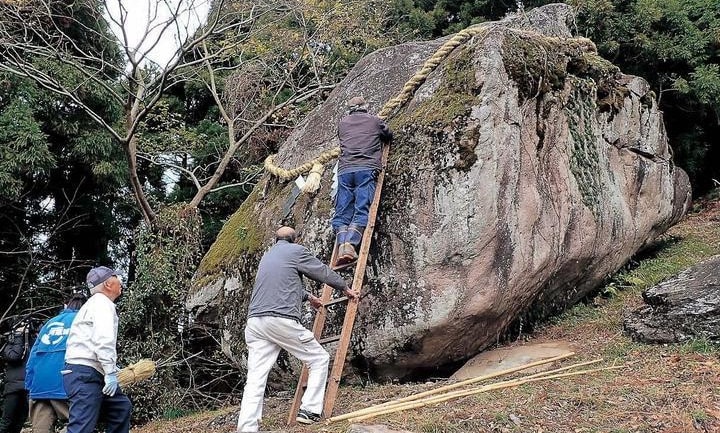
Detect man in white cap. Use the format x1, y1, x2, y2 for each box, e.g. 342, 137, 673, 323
62, 266, 131, 433
333, 95, 393, 267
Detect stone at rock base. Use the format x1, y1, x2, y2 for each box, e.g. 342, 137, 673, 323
347, 424, 416, 433
624, 255, 720, 343
451, 341, 574, 380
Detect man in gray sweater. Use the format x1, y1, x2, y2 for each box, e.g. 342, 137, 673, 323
236, 226, 359, 432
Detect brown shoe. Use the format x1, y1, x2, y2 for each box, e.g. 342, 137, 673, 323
335, 242, 358, 267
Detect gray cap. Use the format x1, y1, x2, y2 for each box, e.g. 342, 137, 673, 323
86, 266, 116, 288
347, 96, 368, 111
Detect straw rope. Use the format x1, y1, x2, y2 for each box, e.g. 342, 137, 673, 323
263, 24, 489, 191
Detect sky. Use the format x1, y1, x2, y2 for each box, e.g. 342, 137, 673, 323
104, 0, 212, 67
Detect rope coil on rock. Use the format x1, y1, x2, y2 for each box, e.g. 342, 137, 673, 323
265, 24, 489, 193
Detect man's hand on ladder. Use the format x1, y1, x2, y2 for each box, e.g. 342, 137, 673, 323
344, 285, 360, 300
308, 294, 323, 310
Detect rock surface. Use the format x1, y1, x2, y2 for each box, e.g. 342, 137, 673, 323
188, 4, 690, 379
624, 255, 720, 343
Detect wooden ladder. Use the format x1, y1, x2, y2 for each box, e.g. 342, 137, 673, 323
287, 146, 389, 425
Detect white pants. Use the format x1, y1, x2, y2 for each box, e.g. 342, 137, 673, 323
236, 316, 329, 433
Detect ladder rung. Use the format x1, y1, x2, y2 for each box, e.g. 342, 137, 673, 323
319, 335, 341, 345
323, 296, 349, 307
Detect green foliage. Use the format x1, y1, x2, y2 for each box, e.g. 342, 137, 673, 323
0, 95, 54, 198
0, 54, 126, 320
119, 204, 243, 422
679, 338, 720, 354
123, 205, 202, 334
161, 407, 195, 420
119, 205, 203, 421
609, 233, 720, 295
387, 0, 556, 38
688, 64, 720, 106
137, 99, 204, 155
691, 409, 711, 423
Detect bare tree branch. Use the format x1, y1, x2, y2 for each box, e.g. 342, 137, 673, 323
0, 0, 280, 223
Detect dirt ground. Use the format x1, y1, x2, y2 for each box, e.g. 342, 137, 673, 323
136, 193, 720, 433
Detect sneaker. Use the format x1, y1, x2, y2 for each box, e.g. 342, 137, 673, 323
296, 408, 321, 424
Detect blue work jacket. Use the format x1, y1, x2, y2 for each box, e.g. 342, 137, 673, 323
25, 308, 78, 399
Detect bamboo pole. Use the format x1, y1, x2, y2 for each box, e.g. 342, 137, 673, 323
509, 358, 603, 381
326, 352, 576, 423
328, 358, 601, 423
348, 365, 624, 422
360, 359, 605, 416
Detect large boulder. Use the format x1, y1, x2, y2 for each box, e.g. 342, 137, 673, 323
624, 255, 720, 343
187, 4, 691, 379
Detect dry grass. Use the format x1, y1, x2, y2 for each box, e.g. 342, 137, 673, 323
135, 192, 720, 433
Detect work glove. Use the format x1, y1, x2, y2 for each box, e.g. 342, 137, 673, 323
102, 373, 119, 397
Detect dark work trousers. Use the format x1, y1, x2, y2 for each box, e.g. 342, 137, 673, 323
331, 169, 377, 231
0, 390, 28, 433
62, 364, 131, 433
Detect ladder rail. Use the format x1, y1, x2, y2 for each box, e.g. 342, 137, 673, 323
322, 146, 388, 417
287, 145, 389, 425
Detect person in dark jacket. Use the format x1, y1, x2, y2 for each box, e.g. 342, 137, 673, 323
0, 318, 35, 433
236, 226, 359, 432
26, 293, 87, 433
333, 95, 393, 267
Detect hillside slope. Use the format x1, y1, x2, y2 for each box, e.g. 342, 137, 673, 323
137, 190, 720, 433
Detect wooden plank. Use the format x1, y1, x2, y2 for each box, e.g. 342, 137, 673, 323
318, 335, 341, 345
324, 296, 349, 307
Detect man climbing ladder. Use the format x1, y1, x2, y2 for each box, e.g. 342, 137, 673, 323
333, 96, 393, 267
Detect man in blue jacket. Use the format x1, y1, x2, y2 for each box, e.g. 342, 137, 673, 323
25, 293, 86, 433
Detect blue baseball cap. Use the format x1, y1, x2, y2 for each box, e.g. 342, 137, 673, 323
86, 266, 116, 288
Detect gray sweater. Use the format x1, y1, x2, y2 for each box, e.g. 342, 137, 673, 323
338, 110, 392, 174
247, 240, 347, 322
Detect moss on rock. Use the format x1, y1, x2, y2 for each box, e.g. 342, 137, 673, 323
194, 178, 292, 285
387, 44, 481, 180
502, 32, 574, 101
393, 45, 478, 129
565, 78, 604, 213
502, 31, 628, 114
